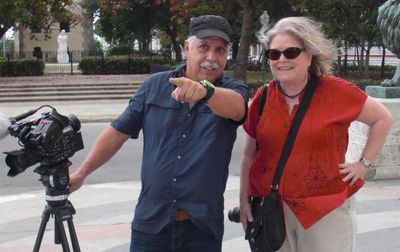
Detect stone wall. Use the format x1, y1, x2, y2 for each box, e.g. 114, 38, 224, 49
346, 98, 400, 180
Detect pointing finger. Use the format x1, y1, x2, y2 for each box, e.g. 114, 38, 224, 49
169, 77, 185, 87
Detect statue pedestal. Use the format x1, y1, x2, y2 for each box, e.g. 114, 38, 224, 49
365, 86, 400, 98
346, 97, 400, 180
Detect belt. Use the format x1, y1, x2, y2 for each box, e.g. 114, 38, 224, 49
176, 209, 190, 221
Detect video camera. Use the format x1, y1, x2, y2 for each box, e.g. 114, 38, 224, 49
3, 105, 84, 201
2, 105, 85, 251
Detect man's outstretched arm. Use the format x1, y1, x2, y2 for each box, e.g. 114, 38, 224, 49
69, 126, 130, 192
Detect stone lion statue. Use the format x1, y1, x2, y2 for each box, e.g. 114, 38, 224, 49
377, 0, 400, 87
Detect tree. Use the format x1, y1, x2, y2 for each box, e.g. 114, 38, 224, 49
95, 0, 156, 52
0, 0, 76, 39
160, 0, 225, 63
302, 0, 386, 77
81, 0, 104, 51
232, 0, 256, 81
94, 0, 222, 62
349, 0, 386, 76
225, 0, 300, 81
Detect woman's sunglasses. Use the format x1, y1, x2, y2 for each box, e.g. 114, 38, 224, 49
266, 47, 306, 60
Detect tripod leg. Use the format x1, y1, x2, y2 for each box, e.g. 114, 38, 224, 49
33, 207, 51, 252
55, 214, 71, 252
67, 219, 81, 252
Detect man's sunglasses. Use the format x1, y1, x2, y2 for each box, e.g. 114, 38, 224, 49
265, 47, 306, 60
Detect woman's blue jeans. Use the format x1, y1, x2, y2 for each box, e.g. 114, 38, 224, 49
130, 220, 222, 252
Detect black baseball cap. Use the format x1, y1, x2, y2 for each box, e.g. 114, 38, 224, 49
189, 15, 232, 43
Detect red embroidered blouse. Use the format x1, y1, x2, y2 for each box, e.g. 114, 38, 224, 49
243, 76, 368, 229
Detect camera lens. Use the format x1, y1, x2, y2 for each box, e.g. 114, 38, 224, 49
5, 149, 41, 177
228, 207, 241, 223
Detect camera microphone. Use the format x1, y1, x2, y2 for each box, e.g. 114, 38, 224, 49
9, 108, 39, 124
0, 112, 11, 141
0, 106, 49, 141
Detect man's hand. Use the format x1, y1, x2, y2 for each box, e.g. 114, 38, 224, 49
169, 77, 207, 103
69, 171, 86, 193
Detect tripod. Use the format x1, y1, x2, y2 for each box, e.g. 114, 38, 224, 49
33, 200, 80, 252
32, 162, 81, 252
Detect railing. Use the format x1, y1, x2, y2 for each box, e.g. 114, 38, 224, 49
0, 49, 175, 75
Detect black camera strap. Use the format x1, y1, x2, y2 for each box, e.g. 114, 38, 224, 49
260, 75, 319, 189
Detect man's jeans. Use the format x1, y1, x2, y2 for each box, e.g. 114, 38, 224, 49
130, 220, 222, 252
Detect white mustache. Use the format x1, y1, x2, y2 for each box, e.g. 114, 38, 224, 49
200, 61, 219, 70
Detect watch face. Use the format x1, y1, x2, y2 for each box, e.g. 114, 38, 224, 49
361, 158, 372, 167
363, 160, 372, 167
200, 80, 215, 102
200, 80, 215, 88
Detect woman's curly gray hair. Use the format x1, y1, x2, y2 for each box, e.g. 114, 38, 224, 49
258, 16, 337, 76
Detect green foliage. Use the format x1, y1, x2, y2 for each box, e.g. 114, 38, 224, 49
302, 0, 386, 47
93, 0, 224, 62
108, 44, 132, 56
79, 55, 173, 75
0, 58, 44, 77
350, 79, 381, 91
227, 61, 262, 72
0, 0, 75, 39
87, 0, 390, 80
0, 38, 14, 55
345, 64, 396, 73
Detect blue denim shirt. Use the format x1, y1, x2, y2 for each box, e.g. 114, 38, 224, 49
111, 65, 248, 239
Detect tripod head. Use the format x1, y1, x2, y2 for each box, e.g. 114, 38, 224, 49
34, 160, 72, 206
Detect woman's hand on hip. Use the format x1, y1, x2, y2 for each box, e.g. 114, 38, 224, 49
339, 161, 369, 185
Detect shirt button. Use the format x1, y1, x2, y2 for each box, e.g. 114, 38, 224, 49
173, 178, 177, 182
177, 155, 182, 159
182, 134, 186, 138
187, 113, 191, 117
283, 123, 289, 129
173, 200, 177, 203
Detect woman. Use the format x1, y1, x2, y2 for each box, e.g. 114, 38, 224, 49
239, 17, 393, 252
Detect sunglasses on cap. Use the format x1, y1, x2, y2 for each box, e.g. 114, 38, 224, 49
266, 47, 306, 60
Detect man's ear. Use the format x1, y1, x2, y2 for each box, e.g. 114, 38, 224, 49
184, 40, 190, 57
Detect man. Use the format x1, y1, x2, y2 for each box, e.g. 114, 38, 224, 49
69, 15, 248, 251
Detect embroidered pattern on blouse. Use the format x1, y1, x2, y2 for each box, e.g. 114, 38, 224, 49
304, 166, 327, 190
286, 197, 306, 214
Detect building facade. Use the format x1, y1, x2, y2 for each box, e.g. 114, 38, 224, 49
13, 1, 94, 54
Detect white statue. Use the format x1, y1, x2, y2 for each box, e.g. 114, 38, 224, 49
57, 30, 69, 64
260, 10, 270, 27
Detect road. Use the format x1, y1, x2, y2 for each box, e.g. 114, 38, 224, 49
0, 123, 399, 251
0, 122, 243, 195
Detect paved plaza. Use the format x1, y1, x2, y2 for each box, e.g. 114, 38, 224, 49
0, 76, 399, 251
0, 176, 399, 252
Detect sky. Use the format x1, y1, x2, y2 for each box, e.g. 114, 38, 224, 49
5, 28, 14, 39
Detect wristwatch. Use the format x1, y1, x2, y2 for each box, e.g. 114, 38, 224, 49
200, 80, 215, 102
359, 156, 372, 168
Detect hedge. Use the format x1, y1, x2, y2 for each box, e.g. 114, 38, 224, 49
0, 58, 45, 77
79, 55, 173, 75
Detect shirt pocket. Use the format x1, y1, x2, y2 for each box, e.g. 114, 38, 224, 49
145, 94, 180, 130
195, 104, 228, 140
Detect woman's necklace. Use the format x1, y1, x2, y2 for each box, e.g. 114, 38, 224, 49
277, 81, 307, 99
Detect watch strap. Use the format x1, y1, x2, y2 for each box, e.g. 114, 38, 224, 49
200, 80, 215, 102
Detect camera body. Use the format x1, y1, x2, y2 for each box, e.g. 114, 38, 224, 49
4, 107, 84, 178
